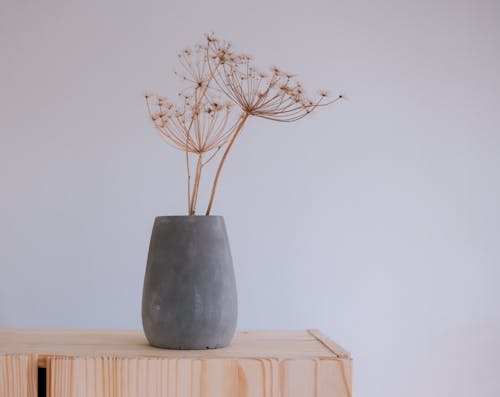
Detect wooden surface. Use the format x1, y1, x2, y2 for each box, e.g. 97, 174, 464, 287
0, 355, 37, 397
0, 329, 352, 397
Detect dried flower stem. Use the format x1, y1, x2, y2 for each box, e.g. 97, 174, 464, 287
206, 112, 249, 215
189, 153, 204, 214
146, 34, 342, 215
184, 64, 222, 213
185, 150, 191, 214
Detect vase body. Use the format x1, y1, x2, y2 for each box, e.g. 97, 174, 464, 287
142, 216, 237, 349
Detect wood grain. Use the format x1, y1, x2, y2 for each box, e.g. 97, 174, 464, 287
0, 329, 352, 397
308, 329, 353, 396
0, 354, 37, 397
47, 356, 349, 397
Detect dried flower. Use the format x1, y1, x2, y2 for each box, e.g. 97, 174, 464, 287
145, 34, 343, 215
206, 39, 342, 122
145, 94, 237, 154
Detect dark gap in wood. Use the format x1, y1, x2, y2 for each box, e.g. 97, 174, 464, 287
38, 367, 46, 397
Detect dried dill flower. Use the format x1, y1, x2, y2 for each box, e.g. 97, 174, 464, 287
207, 40, 342, 122
145, 34, 343, 215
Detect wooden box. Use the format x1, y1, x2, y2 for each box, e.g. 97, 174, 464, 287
0, 329, 352, 397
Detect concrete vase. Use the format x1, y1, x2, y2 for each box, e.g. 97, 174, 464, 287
142, 216, 237, 349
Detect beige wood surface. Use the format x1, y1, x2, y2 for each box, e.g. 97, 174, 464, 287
0, 354, 37, 397
0, 329, 352, 397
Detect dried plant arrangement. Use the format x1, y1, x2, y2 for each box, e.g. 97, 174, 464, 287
145, 34, 343, 215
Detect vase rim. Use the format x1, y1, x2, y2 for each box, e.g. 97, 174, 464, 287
155, 215, 223, 218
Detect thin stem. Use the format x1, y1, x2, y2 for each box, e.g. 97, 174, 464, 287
185, 150, 191, 213
190, 153, 203, 215
203, 145, 222, 166
184, 63, 221, 215
205, 113, 249, 215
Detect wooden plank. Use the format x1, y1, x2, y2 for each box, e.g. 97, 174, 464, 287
0, 329, 352, 397
0, 330, 339, 365
45, 356, 352, 397
308, 329, 353, 397
0, 354, 37, 397
307, 329, 352, 359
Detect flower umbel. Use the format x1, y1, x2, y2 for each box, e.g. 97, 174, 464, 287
206, 39, 342, 121
145, 34, 343, 215
145, 94, 236, 154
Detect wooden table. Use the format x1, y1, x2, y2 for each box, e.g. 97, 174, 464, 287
0, 329, 352, 397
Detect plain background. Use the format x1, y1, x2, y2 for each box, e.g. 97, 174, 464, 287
1, 0, 499, 396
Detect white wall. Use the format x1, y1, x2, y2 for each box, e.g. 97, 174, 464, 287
1, 0, 499, 395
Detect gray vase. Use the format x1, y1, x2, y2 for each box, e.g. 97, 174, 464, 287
142, 215, 238, 349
